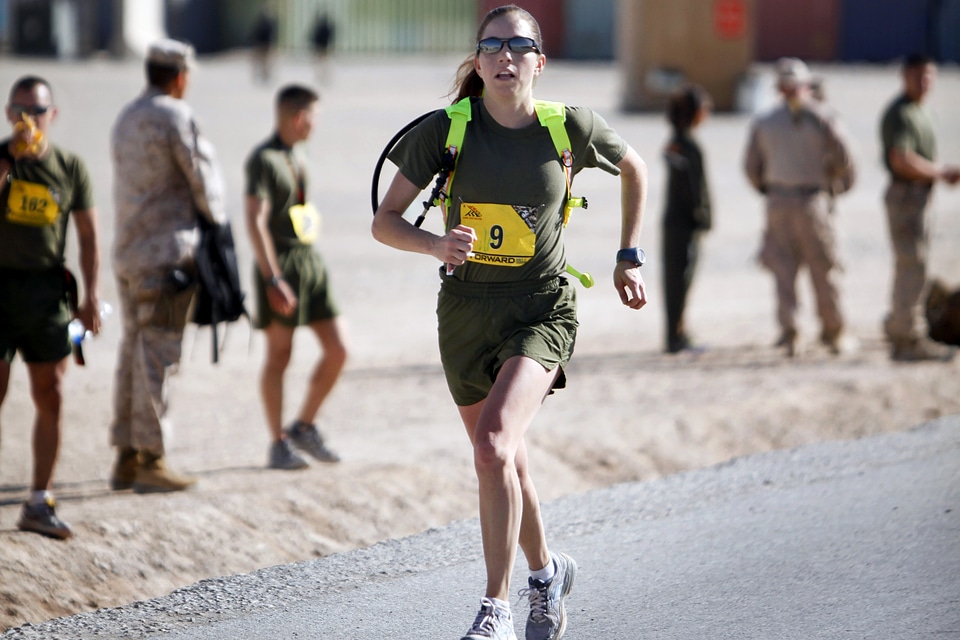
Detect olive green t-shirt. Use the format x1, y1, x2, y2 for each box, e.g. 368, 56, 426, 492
389, 98, 627, 283
244, 133, 309, 249
0, 141, 94, 270
880, 93, 936, 175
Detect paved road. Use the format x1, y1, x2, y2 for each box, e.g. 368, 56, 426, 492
4, 416, 957, 639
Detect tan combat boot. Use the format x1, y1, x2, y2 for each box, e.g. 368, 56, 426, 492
133, 452, 197, 493
109, 446, 139, 490
891, 337, 956, 362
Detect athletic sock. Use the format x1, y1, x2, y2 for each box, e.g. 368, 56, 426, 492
29, 490, 51, 506
530, 557, 556, 584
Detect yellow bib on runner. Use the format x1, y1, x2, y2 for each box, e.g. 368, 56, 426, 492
6, 179, 59, 226
460, 202, 539, 267
289, 202, 321, 244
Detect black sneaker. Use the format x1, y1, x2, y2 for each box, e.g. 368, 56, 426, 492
268, 439, 309, 470
17, 497, 72, 540
286, 421, 340, 463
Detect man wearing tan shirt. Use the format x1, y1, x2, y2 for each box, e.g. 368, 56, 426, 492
744, 58, 856, 357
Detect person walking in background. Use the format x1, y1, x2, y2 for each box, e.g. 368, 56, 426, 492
662, 84, 712, 354
244, 85, 348, 471
109, 39, 227, 493
744, 57, 857, 358
373, 5, 648, 639
0, 76, 101, 539
311, 11, 336, 84
251, 4, 278, 84
879, 53, 959, 362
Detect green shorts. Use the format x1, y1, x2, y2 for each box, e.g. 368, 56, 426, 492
437, 273, 578, 406
0, 267, 72, 363
254, 245, 339, 329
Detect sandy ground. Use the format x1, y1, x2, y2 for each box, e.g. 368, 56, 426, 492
1, 53, 959, 632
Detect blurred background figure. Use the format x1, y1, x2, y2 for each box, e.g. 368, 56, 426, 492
251, 3, 278, 84
661, 84, 713, 354
311, 11, 336, 84
1, 75, 101, 540
244, 85, 348, 471
880, 53, 960, 362
744, 57, 857, 358
110, 39, 227, 494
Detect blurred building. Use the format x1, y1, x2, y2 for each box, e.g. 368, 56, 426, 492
0, 0, 956, 111
2, 0, 956, 62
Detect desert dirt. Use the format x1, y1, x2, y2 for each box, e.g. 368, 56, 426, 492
1, 54, 959, 632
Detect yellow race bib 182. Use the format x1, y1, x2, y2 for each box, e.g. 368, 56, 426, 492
6, 179, 59, 226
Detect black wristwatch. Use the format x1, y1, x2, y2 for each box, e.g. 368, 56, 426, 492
616, 247, 646, 267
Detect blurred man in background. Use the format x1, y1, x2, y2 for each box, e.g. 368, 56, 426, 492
744, 57, 856, 358
109, 39, 227, 493
880, 53, 959, 362
1, 76, 101, 538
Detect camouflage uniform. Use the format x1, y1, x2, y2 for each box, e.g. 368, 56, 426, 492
744, 102, 855, 344
110, 86, 226, 455
880, 93, 936, 344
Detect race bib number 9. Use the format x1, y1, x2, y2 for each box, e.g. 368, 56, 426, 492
289, 202, 321, 244
460, 202, 539, 267
6, 179, 59, 226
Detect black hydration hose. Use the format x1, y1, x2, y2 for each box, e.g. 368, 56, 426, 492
370, 110, 450, 228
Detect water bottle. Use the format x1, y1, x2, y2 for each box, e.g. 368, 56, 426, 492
69, 302, 112, 365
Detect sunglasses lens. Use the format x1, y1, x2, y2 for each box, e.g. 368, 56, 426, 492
508, 37, 538, 53
477, 38, 503, 54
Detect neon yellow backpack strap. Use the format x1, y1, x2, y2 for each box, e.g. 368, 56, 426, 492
438, 98, 473, 219
534, 100, 571, 156
534, 100, 587, 225
444, 97, 472, 152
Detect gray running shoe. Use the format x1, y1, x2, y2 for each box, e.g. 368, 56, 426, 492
462, 597, 517, 640
17, 497, 72, 540
286, 421, 340, 463
519, 552, 577, 640
268, 439, 309, 470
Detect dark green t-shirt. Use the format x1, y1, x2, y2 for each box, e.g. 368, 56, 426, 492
880, 93, 936, 175
389, 98, 626, 283
0, 141, 94, 270
244, 133, 309, 248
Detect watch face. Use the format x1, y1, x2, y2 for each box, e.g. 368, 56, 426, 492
618, 247, 645, 266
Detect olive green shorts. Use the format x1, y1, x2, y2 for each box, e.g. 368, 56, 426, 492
437, 273, 578, 406
0, 267, 71, 363
254, 245, 339, 329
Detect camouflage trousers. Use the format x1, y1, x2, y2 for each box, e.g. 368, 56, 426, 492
110, 270, 196, 456
758, 192, 844, 337
883, 181, 933, 343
